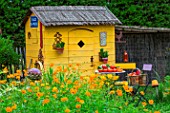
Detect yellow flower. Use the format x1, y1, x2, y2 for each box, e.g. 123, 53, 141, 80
11, 104, 17, 110
21, 89, 26, 94
85, 91, 91, 96
148, 99, 154, 105
109, 90, 115, 95
6, 107, 12, 112
30, 82, 35, 86
16, 76, 20, 80
3, 67, 8, 73
65, 108, 71, 113
66, 80, 72, 84
52, 87, 58, 93
50, 63, 54, 67
61, 97, 68, 102
107, 74, 112, 79
100, 76, 106, 81
75, 104, 81, 109
41, 83, 45, 87
140, 91, 145, 95
24, 100, 27, 103
42, 98, 50, 105
113, 76, 119, 81
79, 100, 84, 104
0, 80, 7, 84
11, 81, 17, 86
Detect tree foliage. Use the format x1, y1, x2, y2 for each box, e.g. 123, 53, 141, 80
0, 0, 169, 46
0, 36, 20, 68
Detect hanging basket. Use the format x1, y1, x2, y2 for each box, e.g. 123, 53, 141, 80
55, 48, 64, 54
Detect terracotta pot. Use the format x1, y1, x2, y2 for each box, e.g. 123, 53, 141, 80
102, 58, 108, 64
55, 48, 64, 54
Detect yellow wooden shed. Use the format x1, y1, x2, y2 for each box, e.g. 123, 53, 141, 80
22, 6, 123, 75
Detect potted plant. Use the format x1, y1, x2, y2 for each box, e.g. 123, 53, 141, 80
53, 41, 65, 54
99, 48, 109, 64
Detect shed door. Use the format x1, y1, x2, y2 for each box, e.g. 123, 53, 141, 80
68, 28, 94, 75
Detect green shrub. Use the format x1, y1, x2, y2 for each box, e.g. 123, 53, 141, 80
0, 36, 19, 69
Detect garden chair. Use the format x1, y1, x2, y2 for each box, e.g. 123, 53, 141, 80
129, 64, 152, 107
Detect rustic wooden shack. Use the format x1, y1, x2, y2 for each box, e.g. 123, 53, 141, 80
115, 25, 170, 78
22, 6, 123, 75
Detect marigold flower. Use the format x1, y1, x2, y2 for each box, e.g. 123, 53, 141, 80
53, 77, 60, 83
68, 64, 72, 67
36, 92, 43, 98
52, 87, 58, 93
11, 81, 17, 86
65, 108, 71, 113
30, 82, 35, 86
148, 99, 154, 105
113, 76, 119, 81
6, 107, 12, 112
66, 80, 72, 84
16, 76, 20, 80
11, 104, 17, 110
61, 97, 68, 102
109, 90, 115, 95
79, 100, 84, 104
95, 110, 99, 113
0, 80, 7, 84
140, 91, 145, 95
75, 104, 81, 109
142, 102, 147, 106
116, 89, 123, 96
76, 97, 81, 102
21, 89, 26, 94
42, 98, 50, 105
70, 88, 77, 95
27, 88, 32, 92
53, 94, 57, 99
85, 91, 91, 96
24, 100, 27, 103
50, 63, 54, 67
35, 87, 39, 91
154, 111, 160, 113
107, 74, 112, 79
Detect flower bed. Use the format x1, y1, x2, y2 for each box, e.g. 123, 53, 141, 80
0, 64, 169, 113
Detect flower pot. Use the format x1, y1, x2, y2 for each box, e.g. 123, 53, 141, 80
55, 48, 64, 54
102, 58, 108, 64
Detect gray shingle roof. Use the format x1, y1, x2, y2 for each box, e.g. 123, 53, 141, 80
23, 6, 122, 26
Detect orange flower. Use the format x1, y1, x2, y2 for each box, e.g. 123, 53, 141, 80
21, 89, 26, 94
36, 92, 43, 98
154, 111, 160, 113
0, 80, 7, 84
63, 68, 67, 72
142, 102, 147, 106
95, 110, 99, 113
85, 91, 91, 96
16, 76, 20, 80
6, 107, 12, 112
50, 63, 54, 67
35, 87, 39, 91
68, 64, 72, 67
65, 108, 71, 113
76, 63, 80, 66
113, 76, 119, 81
42, 98, 50, 105
53, 77, 60, 83
75, 104, 81, 109
53, 94, 57, 99
116, 89, 123, 96
70, 88, 77, 95
61, 97, 68, 102
76, 97, 81, 102
11, 104, 17, 110
66, 80, 72, 84
149, 99, 154, 105
27, 88, 32, 92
